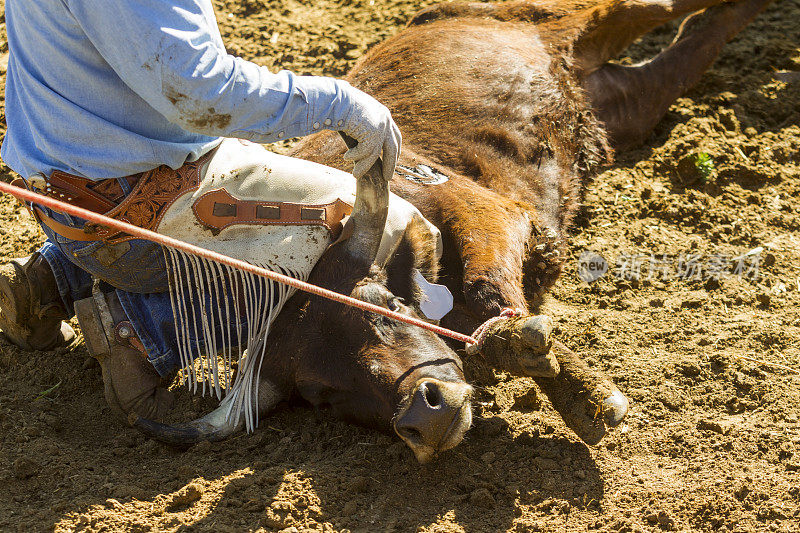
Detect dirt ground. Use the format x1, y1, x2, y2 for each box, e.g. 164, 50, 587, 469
1, 0, 800, 531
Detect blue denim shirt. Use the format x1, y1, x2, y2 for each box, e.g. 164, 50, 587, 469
2, 0, 355, 180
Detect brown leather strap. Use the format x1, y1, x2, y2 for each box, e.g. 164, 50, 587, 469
192, 188, 353, 238
32, 206, 106, 241
16, 176, 109, 242
28, 149, 216, 244
47, 171, 128, 213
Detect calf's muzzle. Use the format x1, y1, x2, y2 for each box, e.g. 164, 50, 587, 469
394, 378, 473, 463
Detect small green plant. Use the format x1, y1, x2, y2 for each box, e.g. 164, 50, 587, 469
693, 152, 715, 182
676, 151, 715, 185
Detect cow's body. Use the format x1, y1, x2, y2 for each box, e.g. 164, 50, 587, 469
296, 0, 772, 330
138, 0, 772, 460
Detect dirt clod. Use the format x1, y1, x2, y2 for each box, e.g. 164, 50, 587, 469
756, 292, 771, 307
697, 418, 734, 435
341, 500, 358, 516
513, 386, 542, 411
167, 483, 204, 510
469, 488, 496, 509
12, 456, 39, 479
348, 476, 369, 493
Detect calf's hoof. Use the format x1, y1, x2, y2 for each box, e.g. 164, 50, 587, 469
471, 314, 560, 377
533, 341, 628, 445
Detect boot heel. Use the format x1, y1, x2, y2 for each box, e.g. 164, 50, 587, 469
74, 295, 112, 360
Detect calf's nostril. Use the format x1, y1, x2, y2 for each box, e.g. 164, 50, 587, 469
421, 381, 443, 408
397, 426, 423, 444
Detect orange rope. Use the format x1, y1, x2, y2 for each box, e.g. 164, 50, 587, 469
0, 180, 478, 345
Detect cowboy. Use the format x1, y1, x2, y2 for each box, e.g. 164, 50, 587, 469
0, 0, 401, 420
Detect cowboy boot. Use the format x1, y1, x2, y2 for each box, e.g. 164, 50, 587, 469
0, 253, 76, 351
74, 287, 174, 421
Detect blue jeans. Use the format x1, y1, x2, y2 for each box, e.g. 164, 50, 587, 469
37, 205, 248, 377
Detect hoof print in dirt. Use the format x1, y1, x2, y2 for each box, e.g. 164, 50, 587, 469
534, 342, 629, 446
474, 315, 559, 378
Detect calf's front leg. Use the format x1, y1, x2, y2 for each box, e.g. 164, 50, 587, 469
475, 317, 629, 445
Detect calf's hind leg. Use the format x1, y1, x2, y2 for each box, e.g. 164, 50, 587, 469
563, 0, 729, 74
411, 0, 729, 74
583, 0, 774, 150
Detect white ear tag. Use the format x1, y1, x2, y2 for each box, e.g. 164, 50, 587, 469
413, 269, 453, 321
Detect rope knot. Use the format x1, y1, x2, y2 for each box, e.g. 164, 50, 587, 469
465, 307, 524, 356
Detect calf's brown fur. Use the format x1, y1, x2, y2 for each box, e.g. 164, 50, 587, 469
292, 0, 773, 440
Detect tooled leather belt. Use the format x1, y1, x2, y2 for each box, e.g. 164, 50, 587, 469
15, 149, 216, 243
14, 171, 142, 242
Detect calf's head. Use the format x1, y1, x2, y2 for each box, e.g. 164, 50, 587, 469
294, 216, 473, 463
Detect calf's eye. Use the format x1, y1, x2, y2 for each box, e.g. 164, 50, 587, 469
387, 298, 403, 311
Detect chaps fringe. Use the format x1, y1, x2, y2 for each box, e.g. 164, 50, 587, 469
165, 247, 300, 432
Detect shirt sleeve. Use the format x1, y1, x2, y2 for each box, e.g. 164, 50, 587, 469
64, 0, 353, 143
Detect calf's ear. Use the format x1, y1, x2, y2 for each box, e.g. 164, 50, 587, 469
382, 216, 440, 302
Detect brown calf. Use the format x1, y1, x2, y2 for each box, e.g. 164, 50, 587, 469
292, 0, 773, 442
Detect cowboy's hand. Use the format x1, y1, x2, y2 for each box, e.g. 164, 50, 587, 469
340, 85, 401, 182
